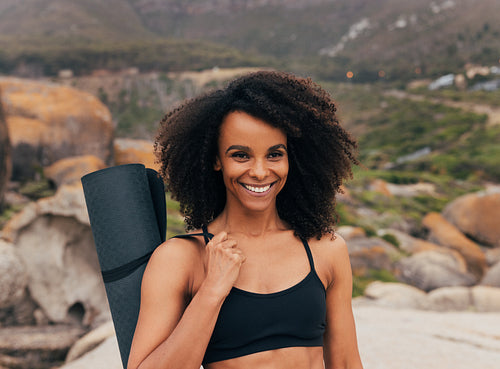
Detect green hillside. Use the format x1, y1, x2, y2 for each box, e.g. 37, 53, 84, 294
0, 0, 499, 80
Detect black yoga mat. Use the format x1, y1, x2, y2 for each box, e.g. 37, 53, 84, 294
81, 163, 166, 368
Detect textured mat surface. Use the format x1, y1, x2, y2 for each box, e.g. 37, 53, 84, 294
82, 164, 166, 368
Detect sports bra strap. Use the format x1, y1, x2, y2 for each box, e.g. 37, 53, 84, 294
171, 225, 214, 244
300, 238, 316, 271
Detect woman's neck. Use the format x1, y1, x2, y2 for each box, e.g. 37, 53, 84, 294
212, 204, 287, 238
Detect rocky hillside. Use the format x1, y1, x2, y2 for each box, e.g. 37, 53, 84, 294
0, 0, 499, 80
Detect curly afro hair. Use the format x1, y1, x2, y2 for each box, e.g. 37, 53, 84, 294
155, 70, 358, 240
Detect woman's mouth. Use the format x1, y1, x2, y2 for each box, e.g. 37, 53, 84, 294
240, 183, 274, 193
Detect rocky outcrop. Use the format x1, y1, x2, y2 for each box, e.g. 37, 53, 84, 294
0, 77, 113, 180
396, 249, 477, 291
0, 240, 27, 309
422, 212, 487, 278
362, 281, 428, 309
65, 321, 115, 363
443, 191, 500, 247
114, 138, 159, 171
44, 155, 106, 188
377, 228, 439, 254
481, 262, 500, 287
2, 183, 109, 325
346, 236, 401, 275
0, 325, 85, 369
59, 336, 121, 369
0, 89, 11, 209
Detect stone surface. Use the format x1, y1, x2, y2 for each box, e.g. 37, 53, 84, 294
481, 262, 500, 287
0, 325, 85, 369
0, 89, 11, 209
355, 305, 500, 369
114, 138, 159, 171
336, 226, 366, 240
59, 336, 121, 369
377, 228, 439, 254
471, 286, 500, 312
363, 281, 428, 309
0, 240, 27, 308
426, 286, 472, 311
347, 237, 400, 275
443, 192, 500, 247
422, 212, 487, 278
0, 77, 113, 180
2, 184, 109, 325
44, 155, 106, 188
65, 321, 115, 363
396, 249, 477, 291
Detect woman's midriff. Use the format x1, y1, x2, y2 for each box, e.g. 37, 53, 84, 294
204, 346, 324, 369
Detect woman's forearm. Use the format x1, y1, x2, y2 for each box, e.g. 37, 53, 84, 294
135, 284, 224, 369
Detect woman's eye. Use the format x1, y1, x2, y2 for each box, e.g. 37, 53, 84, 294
231, 152, 249, 159
268, 152, 284, 159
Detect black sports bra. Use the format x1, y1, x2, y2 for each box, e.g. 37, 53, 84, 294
173, 226, 327, 364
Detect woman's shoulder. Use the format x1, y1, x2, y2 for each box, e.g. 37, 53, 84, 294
147, 231, 206, 272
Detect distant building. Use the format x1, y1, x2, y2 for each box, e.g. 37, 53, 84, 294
428, 74, 454, 90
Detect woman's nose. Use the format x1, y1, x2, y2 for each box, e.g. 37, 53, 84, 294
249, 160, 269, 179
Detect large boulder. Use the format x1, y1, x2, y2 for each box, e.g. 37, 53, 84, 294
0, 88, 11, 209
396, 249, 477, 291
481, 262, 500, 287
0, 77, 113, 180
443, 192, 500, 247
113, 138, 159, 171
2, 183, 109, 325
377, 228, 439, 254
346, 236, 401, 275
422, 212, 487, 278
0, 240, 28, 309
363, 281, 428, 309
44, 155, 106, 188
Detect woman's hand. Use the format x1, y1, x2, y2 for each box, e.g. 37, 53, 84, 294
202, 231, 246, 298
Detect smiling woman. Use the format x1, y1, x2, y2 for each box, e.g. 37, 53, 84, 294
127, 71, 363, 369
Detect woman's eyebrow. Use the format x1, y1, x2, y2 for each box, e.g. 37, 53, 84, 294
269, 144, 287, 152
225, 145, 250, 154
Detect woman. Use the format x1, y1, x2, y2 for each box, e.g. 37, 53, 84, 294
127, 71, 363, 369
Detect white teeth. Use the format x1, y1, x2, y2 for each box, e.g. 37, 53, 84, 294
243, 184, 272, 193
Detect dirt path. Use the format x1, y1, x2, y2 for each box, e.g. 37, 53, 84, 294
385, 90, 500, 126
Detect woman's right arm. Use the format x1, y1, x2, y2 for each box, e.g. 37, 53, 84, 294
127, 231, 244, 369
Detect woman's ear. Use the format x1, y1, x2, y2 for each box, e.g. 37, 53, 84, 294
214, 156, 222, 171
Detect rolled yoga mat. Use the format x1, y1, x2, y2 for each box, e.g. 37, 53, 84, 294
81, 163, 166, 368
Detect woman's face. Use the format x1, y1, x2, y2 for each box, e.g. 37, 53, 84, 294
215, 111, 289, 213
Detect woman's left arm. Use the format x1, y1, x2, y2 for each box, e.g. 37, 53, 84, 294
321, 235, 363, 369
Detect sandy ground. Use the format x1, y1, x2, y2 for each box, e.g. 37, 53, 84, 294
355, 305, 500, 369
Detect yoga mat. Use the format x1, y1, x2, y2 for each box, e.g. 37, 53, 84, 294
81, 163, 166, 368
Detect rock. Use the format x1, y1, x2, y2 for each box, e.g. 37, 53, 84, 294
44, 155, 106, 188
377, 228, 439, 254
422, 212, 487, 278
363, 281, 428, 309
485, 247, 500, 266
385, 182, 437, 197
336, 226, 366, 240
114, 138, 159, 171
65, 321, 115, 363
2, 184, 109, 325
471, 286, 500, 312
0, 77, 113, 180
481, 262, 500, 287
0, 325, 85, 369
396, 250, 477, 291
0, 240, 27, 309
58, 336, 121, 369
354, 305, 500, 369
0, 89, 11, 209
369, 179, 392, 197
443, 192, 500, 247
347, 237, 401, 275
426, 286, 472, 311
